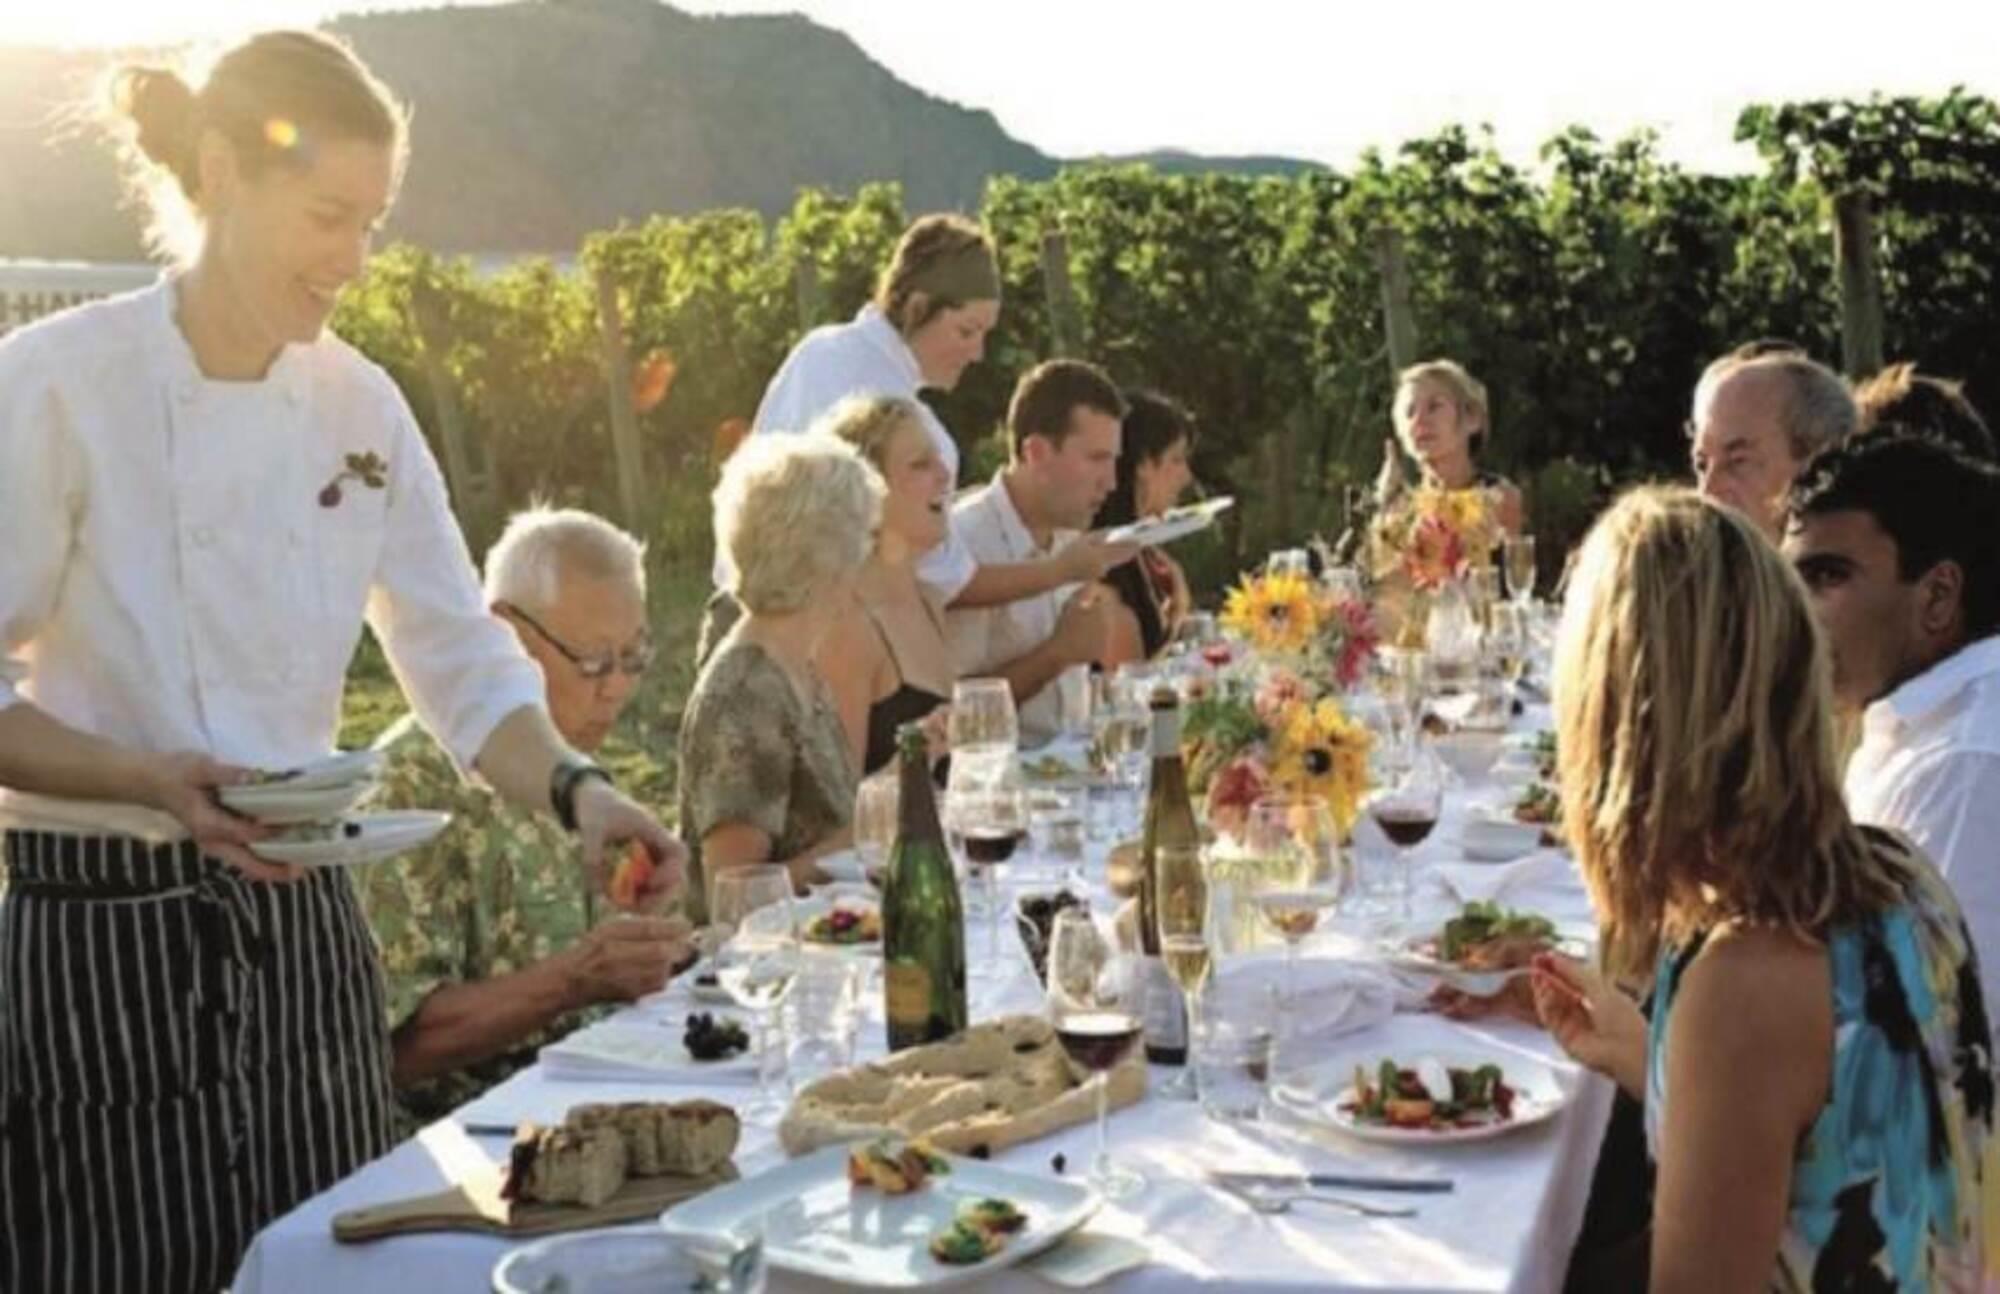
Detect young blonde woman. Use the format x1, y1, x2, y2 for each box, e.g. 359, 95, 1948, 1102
814, 396, 958, 775
0, 33, 679, 1292
1386, 359, 1526, 534
1532, 486, 1994, 1292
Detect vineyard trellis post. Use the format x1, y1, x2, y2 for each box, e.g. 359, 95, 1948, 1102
1833, 191, 1885, 379
592, 269, 651, 534
793, 255, 822, 332
406, 277, 490, 545
1040, 228, 1084, 357
1374, 226, 1418, 375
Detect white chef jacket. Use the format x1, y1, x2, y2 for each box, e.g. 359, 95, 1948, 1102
719, 304, 976, 600
0, 277, 546, 840
945, 472, 1086, 744
1845, 634, 2000, 1033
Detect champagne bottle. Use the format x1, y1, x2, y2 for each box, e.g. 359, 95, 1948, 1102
1138, 687, 1195, 1064
882, 722, 967, 1052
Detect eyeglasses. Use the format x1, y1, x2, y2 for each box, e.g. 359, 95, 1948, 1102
500, 602, 656, 680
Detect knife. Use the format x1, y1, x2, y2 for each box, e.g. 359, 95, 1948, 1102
1207, 1170, 1454, 1195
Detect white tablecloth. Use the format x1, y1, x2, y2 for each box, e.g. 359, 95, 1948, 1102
235, 727, 1613, 1294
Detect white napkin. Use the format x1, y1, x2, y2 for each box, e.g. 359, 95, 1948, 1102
1208, 952, 1399, 1042
1430, 849, 1576, 906
538, 1019, 757, 1084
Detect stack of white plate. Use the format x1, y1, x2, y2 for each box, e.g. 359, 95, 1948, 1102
224, 750, 450, 868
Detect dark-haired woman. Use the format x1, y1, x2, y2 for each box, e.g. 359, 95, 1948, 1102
1094, 390, 1197, 668
0, 32, 679, 1293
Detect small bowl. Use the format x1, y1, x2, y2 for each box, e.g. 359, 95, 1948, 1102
1432, 730, 1506, 783
1462, 816, 1543, 862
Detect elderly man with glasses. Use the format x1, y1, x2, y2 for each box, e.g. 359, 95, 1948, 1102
359, 507, 694, 1128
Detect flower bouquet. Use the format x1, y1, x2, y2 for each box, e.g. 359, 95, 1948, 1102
1219, 570, 1382, 692
1366, 486, 1505, 646
1181, 664, 1373, 841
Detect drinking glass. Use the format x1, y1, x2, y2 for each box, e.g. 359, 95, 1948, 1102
1486, 601, 1531, 709
709, 865, 799, 1124
1322, 565, 1365, 603
1504, 534, 1538, 608
1026, 786, 1087, 887
1266, 548, 1311, 577
1046, 909, 1146, 1201
1365, 759, 1444, 924
1244, 796, 1345, 1012
1374, 646, 1430, 773
852, 772, 898, 890
1152, 840, 1211, 1105
943, 760, 1025, 959
789, 953, 866, 1076
950, 678, 1019, 759
1194, 1014, 1272, 1125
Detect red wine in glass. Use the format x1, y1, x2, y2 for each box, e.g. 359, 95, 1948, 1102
1201, 642, 1234, 668
1373, 804, 1439, 849
963, 829, 1024, 865
1056, 1011, 1143, 1072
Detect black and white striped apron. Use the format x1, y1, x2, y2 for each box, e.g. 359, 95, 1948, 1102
0, 830, 396, 1294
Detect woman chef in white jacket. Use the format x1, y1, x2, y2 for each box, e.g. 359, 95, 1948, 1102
0, 32, 682, 1294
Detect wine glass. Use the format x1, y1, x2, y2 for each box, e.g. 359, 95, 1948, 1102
709, 865, 799, 1124
1152, 840, 1211, 1106
1365, 758, 1443, 924
1486, 602, 1531, 711
1503, 534, 1538, 609
852, 773, 899, 890
1245, 796, 1346, 1013
943, 764, 1026, 962
1046, 909, 1146, 1201
1466, 565, 1503, 636
949, 679, 1018, 761
1374, 646, 1430, 774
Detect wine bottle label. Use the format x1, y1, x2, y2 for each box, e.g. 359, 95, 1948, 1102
1140, 955, 1187, 1060
885, 961, 932, 1026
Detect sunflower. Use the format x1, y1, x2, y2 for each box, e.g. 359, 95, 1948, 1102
1222, 571, 1323, 656
1271, 697, 1374, 835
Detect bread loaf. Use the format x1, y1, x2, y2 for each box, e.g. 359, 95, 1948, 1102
502, 1123, 627, 1208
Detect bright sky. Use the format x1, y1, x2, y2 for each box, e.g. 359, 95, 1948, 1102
6, 0, 1997, 174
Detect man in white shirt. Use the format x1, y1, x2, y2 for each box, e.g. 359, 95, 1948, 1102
949, 360, 1128, 743
1783, 433, 2000, 1026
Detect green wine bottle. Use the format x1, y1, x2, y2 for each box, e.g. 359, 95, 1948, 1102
883, 722, 967, 1051
1139, 686, 1194, 1065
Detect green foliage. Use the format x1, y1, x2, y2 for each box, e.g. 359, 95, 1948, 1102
326, 93, 2000, 813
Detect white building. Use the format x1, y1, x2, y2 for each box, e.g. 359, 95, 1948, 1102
0, 259, 159, 339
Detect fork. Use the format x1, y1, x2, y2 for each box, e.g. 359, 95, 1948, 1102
1219, 1180, 1417, 1219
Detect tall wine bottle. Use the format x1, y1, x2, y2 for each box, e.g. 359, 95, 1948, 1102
882, 722, 967, 1052
1138, 687, 1195, 1065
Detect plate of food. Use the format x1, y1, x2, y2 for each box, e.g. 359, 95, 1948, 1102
1269, 1045, 1570, 1145
247, 810, 450, 867
1102, 495, 1235, 548
772, 886, 884, 954
243, 749, 385, 793
1509, 782, 1563, 842
659, 1139, 1098, 1288
1384, 902, 1580, 996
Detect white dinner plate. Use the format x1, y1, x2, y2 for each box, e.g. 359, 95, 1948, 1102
243, 749, 386, 793
539, 1018, 759, 1083
1461, 816, 1544, 862
660, 1144, 1100, 1289
755, 885, 882, 957
1269, 1042, 1572, 1146
1102, 495, 1234, 548
216, 776, 377, 825
248, 810, 450, 868
1381, 929, 1586, 997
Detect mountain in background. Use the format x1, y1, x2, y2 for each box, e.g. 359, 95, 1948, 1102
0, 0, 1318, 260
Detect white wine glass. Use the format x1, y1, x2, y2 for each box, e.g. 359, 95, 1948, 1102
852, 773, 899, 891
709, 865, 798, 1124
949, 679, 1018, 760
1245, 796, 1345, 1014
1046, 909, 1146, 1201
1504, 534, 1538, 609
1152, 841, 1212, 1107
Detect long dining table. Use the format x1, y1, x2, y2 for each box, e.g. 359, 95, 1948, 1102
233, 713, 1614, 1294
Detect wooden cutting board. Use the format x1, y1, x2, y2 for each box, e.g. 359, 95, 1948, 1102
332, 1162, 738, 1242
